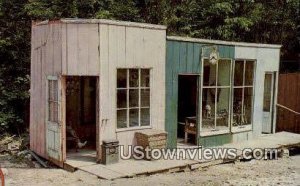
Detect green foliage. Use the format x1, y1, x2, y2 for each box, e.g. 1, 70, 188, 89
0, 0, 299, 134
0, 0, 30, 134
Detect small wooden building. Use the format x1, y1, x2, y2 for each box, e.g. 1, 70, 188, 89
30, 19, 166, 166
30, 18, 281, 167
166, 36, 281, 147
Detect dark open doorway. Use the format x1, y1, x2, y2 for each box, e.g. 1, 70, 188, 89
177, 75, 199, 145
65, 76, 97, 157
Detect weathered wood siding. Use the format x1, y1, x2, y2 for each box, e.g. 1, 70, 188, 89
31, 20, 166, 161
61, 23, 100, 75
165, 39, 235, 147
30, 22, 62, 158
98, 24, 166, 153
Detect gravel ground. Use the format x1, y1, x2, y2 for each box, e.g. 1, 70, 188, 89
2, 154, 300, 186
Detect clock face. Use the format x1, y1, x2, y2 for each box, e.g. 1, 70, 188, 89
209, 51, 218, 65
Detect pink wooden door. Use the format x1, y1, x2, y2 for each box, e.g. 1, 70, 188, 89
46, 76, 65, 166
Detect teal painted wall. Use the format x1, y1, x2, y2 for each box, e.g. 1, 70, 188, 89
198, 134, 232, 147
165, 39, 235, 148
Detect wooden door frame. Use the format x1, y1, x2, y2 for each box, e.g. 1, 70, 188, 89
62, 76, 100, 163
177, 74, 201, 145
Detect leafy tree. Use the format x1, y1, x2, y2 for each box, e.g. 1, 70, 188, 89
0, 0, 299, 134
0, 0, 30, 134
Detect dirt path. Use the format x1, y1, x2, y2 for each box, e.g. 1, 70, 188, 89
3, 155, 300, 186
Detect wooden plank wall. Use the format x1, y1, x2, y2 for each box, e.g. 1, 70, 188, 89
30, 23, 62, 158
98, 24, 166, 154
165, 40, 235, 148
277, 73, 300, 134
62, 23, 100, 75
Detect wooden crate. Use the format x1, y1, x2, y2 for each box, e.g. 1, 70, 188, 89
135, 129, 167, 160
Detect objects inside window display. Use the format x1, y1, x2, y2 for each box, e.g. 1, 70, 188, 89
201, 59, 231, 132
232, 60, 255, 128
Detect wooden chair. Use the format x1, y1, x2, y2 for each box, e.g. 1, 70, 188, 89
184, 117, 197, 143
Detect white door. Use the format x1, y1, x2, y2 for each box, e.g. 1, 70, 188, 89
46, 76, 64, 166
262, 72, 275, 133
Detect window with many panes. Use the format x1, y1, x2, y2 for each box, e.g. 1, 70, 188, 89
117, 69, 150, 129
201, 59, 232, 133
48, 79, 59, 123
232, 60, 255, 129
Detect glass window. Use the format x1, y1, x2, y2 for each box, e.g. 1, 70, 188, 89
202, 59, 231, 132
203, 59, 217, 86
216, 88, 230, 130
141, 69, 150, 87
232, 60, 255, 128
245, 61, 254, 86
117, 69, 151, 129
140, 108, 150, 126
117, 110, 127, 128
117, 69, 127, 88
48, 79, 59, 123
218, 60, 231, 86
263, 74, 272, 112
234, 60, 244, 86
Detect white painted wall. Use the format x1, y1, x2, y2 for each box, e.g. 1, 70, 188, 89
98, 24, 166, 152
234, 46, 280, 142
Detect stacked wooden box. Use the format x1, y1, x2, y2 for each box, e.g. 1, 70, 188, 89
135, 129, 167, 160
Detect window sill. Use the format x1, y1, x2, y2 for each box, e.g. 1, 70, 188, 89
200, 129, 230, 137
116, 126, 152, 133
231, 125, 252, 133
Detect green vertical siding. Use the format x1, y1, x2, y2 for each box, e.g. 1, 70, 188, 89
165, 39, 235, 148
198, 134, 232, 147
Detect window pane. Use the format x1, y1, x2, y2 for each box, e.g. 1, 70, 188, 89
129, 89, 139, 107
141, 108, 150, 126
129, 69, 139, 87
49, 102, 53, 122
54, 102, 58, 122
202, 88, 216, 131
129, 109, 139, 127
141, 89, 150, 107
234, 61, 244, 86
232, 88, 243, 126
245, 61, 254, 85
49, 81, 54, 101
117, 89, 127, 108
244, 87, 253, 125
117, 69, 127, 88
117, 110, 127, 128
216, 88, 230, 130
263, 74, 272, 112
218, 60, 231, 86
53, 81, 58, 101
203, 59, 217, 86
141, 69, 150, 87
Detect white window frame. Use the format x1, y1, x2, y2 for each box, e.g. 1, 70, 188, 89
231, 59, 256, 133
199, 58, 232, 136
116, 68, 152, 132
